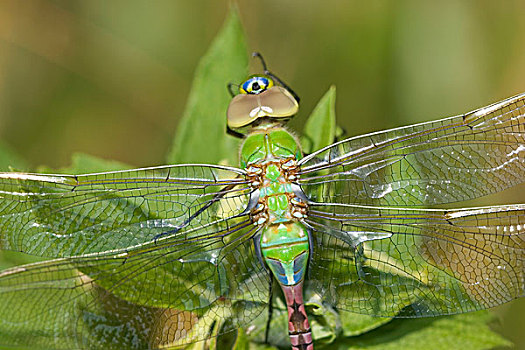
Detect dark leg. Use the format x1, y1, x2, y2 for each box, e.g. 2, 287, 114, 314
252, 52, 301, 102
226, 126, 245, 139
354, 243, 366, 279
252, 52, 269, 72
265, 274, 274, 344
227, 82, 239, 97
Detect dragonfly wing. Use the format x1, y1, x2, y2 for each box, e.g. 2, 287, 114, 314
298, 93, 525, 206
305, 204, 525, 317
0, 219, 269, 349
0, 164, 252, 258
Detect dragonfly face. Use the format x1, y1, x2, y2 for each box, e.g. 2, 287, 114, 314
227, 74, 299, 131
0, 62, 523, 350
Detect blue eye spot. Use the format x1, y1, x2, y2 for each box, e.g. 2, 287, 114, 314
239, 75, 274, 94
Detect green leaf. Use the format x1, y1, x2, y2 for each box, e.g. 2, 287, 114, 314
231, 328, 252, 350
340, 311, 393, 337
167, 5, 248, 166
307, 293, 339, 343
0, 250, 44, 271
301, 85, 336, 154
333, 311, 511, 350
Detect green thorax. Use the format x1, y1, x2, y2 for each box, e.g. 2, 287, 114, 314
241, 125, 302, 224
240, 126, 302, 168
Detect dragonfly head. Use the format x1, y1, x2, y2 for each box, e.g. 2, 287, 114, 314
227, 74, 299, 135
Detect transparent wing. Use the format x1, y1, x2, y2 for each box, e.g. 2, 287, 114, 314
0, 218, 270, 349
298, 93, 525, 206
0, 164, 252, 258
305, 203, 525, 317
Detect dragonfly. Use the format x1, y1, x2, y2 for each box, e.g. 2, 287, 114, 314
0, 53, 523, 350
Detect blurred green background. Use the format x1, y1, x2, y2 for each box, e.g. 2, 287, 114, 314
0, 0, 523, 348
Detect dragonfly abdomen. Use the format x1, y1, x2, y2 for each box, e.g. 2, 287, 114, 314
260, 222, 313, 350
282, 283, 314, 350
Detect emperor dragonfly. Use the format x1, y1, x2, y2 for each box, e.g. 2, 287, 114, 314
0, 54, 523, 349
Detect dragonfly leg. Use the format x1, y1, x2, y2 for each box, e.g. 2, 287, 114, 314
227, 125, 245, 139
354, 244, 367, 280
306, 226, 314, 274
227, 82, 238, 97
253, 233, 266, 268
252, 52, 301, 103
265, 274, 274, 344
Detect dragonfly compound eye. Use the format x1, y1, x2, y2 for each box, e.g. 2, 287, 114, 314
240, 75, 274, 94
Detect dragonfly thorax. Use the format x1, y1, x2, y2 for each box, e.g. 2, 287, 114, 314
247, 159, 307, 226
241, 126, 307, 224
